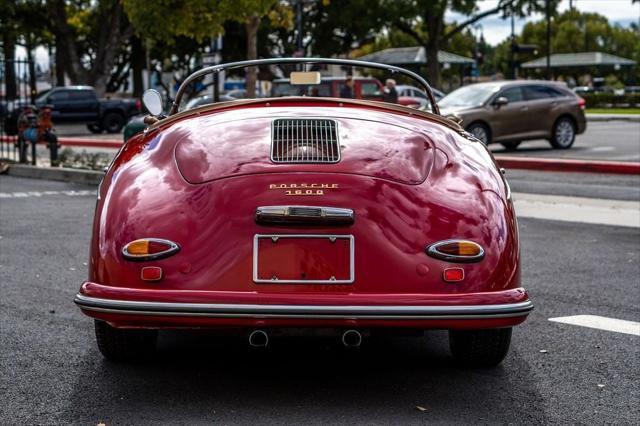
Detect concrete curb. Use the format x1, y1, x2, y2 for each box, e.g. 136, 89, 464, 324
495, 156, 640, 175
7, 164, 103, 185
0, 135, 122, 149
58, 138, 122, 149
586, 114, 640, 122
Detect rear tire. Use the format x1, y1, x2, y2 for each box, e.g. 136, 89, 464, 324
94, 320, 157, 362
550, 117, 576, 149
466, 122, 491, 145
87, 123, 103, 134
500, 141, 521, 151
449, 328, 512, 368
101, 112, 125, 133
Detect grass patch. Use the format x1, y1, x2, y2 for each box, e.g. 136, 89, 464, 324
586, 108, 640, 115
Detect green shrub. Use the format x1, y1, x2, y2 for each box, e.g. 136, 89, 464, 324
580, 93, 640, 108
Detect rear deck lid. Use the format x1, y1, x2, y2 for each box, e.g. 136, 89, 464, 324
174, 115, 434, 184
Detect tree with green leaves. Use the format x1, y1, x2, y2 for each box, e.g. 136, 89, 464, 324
486, 7, 640, 84
516, 8, 640, 83
229, 0, 292, 97
123, 0, 291, 98
385, 0, 556, 88
1, 0, 51, 100
47, 0, 133, 95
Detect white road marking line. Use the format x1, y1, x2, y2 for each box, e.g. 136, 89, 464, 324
513, 192, 640, 228
588, 146, 615, 152
549, 315, 640, 336
0, 190, 96, 199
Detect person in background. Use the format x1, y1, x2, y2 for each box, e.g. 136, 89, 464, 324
340, 76, 354, 98
382, 78, 398, 103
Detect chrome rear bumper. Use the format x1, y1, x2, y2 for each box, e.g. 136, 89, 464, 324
74, 294, 533, 320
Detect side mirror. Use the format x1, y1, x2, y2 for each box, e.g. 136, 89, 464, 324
493, 96, 508, 108
142, 89, 164, 116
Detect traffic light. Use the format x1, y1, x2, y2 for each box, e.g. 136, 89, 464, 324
512, 44, 539, 55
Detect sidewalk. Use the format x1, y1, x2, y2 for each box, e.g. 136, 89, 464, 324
586, 113, 640, 122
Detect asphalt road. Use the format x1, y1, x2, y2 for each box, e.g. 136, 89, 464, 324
488, 121, 640, 162
1, 174, 639, 425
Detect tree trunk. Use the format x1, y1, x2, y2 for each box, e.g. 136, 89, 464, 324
89, 1, 131, 95
54, 34, 65, 86
48, 0, 131, 95
131, 35, 145, 97
25, 34, 37, 103
424, 9, 444, 89
48, 0, 88, 85
3, 31, 17, 100
245, 15, 260, 98
425, 41, 441, 89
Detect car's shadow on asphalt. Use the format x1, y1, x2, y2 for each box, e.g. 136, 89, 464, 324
65, 330, 547, 423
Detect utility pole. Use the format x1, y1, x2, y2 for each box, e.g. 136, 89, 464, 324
510, 11, 516, 79
546, 0, 552, 80
295, 0, 303, 55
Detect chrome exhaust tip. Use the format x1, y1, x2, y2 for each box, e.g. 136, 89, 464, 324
341, 329, 362, 347
248, 329, 269, 347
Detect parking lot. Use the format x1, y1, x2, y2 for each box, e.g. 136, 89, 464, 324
1, 169, 638, 424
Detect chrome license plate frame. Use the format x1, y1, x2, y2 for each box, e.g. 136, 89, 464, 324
252, 234, 355, 284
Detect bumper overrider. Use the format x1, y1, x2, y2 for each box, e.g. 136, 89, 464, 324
74, 284, 533, 326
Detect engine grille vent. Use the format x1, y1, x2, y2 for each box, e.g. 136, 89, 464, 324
271, 119, 340, 163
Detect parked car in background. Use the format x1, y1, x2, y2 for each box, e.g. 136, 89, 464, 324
39, 86, 140, 133
396, 84, 445, 108
439, 81, 586, 150
184, 94, 236, 109
271, 77, 442, 109
271, 76, 385, 101
123, 93, 237, 142
3, 86, 141, 135
226, 89, 248, 99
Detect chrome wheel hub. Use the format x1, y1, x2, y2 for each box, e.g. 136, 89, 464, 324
470, 126, 488, 144
555, 121, 574, 147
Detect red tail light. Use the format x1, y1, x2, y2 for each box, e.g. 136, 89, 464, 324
578, 97, 586, 110
443, 267, 465, 282
141, 266, 163, 281
135, 99, 142, 110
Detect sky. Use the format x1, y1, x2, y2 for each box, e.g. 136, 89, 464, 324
18, 0, 640, 69
447, 0, 640, 45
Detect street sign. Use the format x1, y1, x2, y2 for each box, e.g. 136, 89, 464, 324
203, 53, 221, 66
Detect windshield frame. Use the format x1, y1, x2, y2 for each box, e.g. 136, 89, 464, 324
169, 57, 440, 116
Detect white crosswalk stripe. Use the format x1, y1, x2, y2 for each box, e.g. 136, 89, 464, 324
0, 190, 96, 199
549, 315, 640, 336
513, 192, 640, 228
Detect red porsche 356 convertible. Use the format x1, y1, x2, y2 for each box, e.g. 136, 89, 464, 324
74, 58, 532, 366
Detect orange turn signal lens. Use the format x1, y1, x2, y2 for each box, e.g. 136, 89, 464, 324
426, 240, 484, 263
126, 240, 149, 256
122, 238, 180, 261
